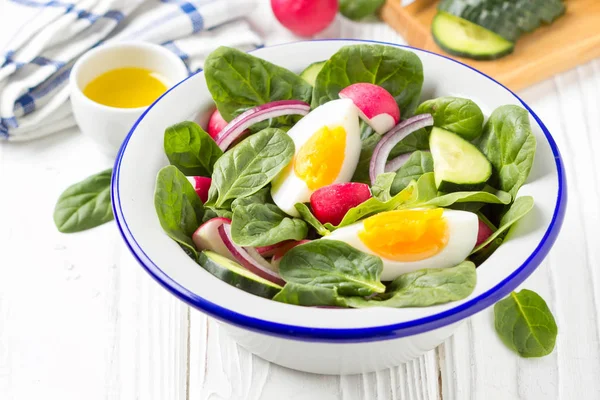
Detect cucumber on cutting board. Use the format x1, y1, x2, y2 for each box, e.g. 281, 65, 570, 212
300, 61, 326, 86
429, 127, 492, 192
432, 12, 514, 60
198, 251, 282, 298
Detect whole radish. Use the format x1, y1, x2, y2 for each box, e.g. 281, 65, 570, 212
271, 0, 338, 37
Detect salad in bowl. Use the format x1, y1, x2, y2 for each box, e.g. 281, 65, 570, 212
155, 44, 536, 309
113, 40, 564, 374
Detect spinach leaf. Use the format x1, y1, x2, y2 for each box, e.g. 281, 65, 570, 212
204, 46, 312, 123
154, 166, 204, 259
346, 261, 477, 308
352, 134, 381, 184
164, 121, 223, 176
206, 128, 294, 209
339, 0, 385, 21
231, 187, 272, 212
53, 169, 114, 233
477, 105, 536, 198
202, 207, 233, 223
231, 203, 308, 246
390, 151, 434, 195
294, 203, 331, 236
471, 196, 534, 254
427, 188, 511, 207
312, 44, 424, 116
415, 97, 484, 140
371, 172, 396, 201
273, 283, 348, 307
389, 128, 430, 157
494, 289, 557, 357
279, 240, 385, 296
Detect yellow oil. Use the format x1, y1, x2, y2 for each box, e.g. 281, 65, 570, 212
83, 67, 168, 108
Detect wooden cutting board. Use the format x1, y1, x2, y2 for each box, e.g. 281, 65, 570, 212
381, 0, 600, 91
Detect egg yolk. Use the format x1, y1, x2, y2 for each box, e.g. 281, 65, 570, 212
294, 125, 346, 190
358, 209, 449, 262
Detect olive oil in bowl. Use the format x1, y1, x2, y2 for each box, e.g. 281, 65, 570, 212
83, 67, 168, 108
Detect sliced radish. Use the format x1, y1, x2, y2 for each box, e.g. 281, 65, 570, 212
191, 176, 212, 203
215, 100, 310, 151
218, 224, 286, 286
207, 109, 228, 139
256, 241, 292, 257
339, 83, 400, 134
192, 218, 235, 261
271, 0, 338, 37
310, 182, 372, 226
476, 218, 494, 248
271, 240, 310, 269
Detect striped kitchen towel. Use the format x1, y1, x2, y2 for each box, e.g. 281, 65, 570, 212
0, 0, 263, 141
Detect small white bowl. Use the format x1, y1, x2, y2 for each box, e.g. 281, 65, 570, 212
70, 42, 188, 158
111, 40, 566, 375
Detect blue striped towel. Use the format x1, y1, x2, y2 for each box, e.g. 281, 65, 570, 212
0, 0, 263, 141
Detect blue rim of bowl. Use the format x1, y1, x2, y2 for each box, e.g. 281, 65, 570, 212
111, 39, 567, 343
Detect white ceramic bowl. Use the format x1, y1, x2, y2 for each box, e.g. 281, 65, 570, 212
111, 40, 566, 375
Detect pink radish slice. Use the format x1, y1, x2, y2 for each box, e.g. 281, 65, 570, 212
476, 218, 495, 247
215, 100, 310, 151
207, 109, 228, 139
218, 224, 286, 286
192, 176, 212, 203
339, 83, 400, 134
256, 241, 292, 257
192, 218, 235, 261
271, 0, 338, 37
310, 183, 372, 226
369, 114, 434, 185
271, 240, 310, 269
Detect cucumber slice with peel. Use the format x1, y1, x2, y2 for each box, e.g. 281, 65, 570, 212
430, 127, 492, 192
300, 61, 326, 86
432, 12, 514, 60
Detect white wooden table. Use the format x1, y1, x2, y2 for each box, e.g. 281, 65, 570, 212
2, 1, 600, 399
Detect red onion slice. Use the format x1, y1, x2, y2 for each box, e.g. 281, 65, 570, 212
215, 100, 310, 151
384, 152, 412, 173
218, 224, 286, 286
369, 114, 433, 185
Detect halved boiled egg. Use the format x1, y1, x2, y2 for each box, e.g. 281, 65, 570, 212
323, 208, 478, 281
271, 99, 361, 216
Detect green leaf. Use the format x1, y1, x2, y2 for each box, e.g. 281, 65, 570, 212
352, 134, 381, 184
53, 169, 114, 233
312, 44, 424, 116
415, 96, 484, 140
471, 196, 534, 254
346, 261, 477, 308
231, 203, 308, 246
163, 121, 223, 176
204, 46, 312, 125
202, 207, 233, 223
273, 283, 348, 307
206, 128, 294, 208
494, 289, 558, 357
294, 203, 331, 236
154, 166, 204, 259
477, 105, 536, 198
231, 187, 272, 212
339, 0, 385, 21
426, 187, 511, 207
371, 172, 396, 201
279, 240, 385, 296
390, 151, 434, 195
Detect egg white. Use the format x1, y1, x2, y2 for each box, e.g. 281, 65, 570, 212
323, 209, 478, 281
271, 98, 361, 217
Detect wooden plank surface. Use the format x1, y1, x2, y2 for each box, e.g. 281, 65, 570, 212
1, 0, 600, 399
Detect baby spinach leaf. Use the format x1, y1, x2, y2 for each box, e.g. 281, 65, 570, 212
494, 289, 558, 357
231, 187, 272, 212
371, 172, 396, 201
231, 203, 308, 246
352, 133, 381, 184
390, 151, 434, 195
294, 203, 331, 236
312, 44, 424, 116
154, 166, 204, 259
206, 128, 294, 209
426, 187, 511, 208
273, 283, 348, 307
164, 121, 223, 176
471, 196, 534, 254
477, 105, 536, 198
202, 207, 233, 223
54, 169, 114, 233
415, 97, 484, 140
339, 0, 385, 21
346, 261, 477, 308
389, 128, 430, 157
204, 46, 312, 123
279, 240, 385, 296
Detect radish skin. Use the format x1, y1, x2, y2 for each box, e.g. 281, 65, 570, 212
193, 176, 212, 203
339, 83, 400, 134
271, 240, 310, 269
271, 0, 338, 37
476, 218, 494, 247
310, 183, 372, 226
207, 109, 228, 139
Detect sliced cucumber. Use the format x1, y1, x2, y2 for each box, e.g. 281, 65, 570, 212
432, 12, 514, 60
429, 127, 491, 192
198, 251, 282, 298
300, 61, 326, 86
